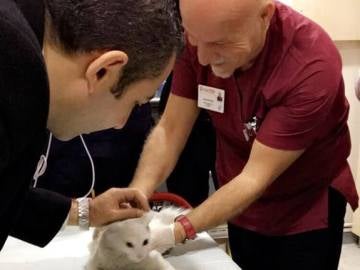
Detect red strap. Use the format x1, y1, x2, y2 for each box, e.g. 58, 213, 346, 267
149, 192, 192, 209
176, 215, 197, 240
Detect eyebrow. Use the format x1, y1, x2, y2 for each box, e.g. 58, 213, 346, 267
186, 31, 225, 44
184, 24, 228, 45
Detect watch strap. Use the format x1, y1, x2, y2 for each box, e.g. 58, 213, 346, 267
76, 197, 90, 230
175, 215, 196, 240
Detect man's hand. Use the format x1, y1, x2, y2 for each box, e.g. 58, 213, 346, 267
89, 188, 150, 227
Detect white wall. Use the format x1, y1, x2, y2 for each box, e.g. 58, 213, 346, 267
336, 41, 360, 181
279, 0, 293, 6
335, 41, 360, 224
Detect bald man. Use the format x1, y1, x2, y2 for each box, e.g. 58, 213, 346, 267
131, 1, 359, 269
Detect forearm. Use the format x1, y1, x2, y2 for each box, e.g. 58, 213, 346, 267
130, 124, 185, 197
186, 171, 269, 233
10, 188, 71, 247
181, 140, 303, 236
130, 95, 200, 198
67, 199, 78, 226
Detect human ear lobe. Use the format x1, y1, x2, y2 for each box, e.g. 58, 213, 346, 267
260, 1, 276, 28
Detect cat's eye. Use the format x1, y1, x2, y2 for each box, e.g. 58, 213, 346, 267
143, 239, 149, 246
126, 242, 134, 248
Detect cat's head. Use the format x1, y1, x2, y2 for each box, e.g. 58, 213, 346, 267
100, 211, 154, 263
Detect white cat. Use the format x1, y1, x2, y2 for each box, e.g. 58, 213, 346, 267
86, 207, 187, 270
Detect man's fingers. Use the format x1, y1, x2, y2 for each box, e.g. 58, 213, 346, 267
119, 203, 131, 209
113, 208, 144, 221
114, 188, 150, 211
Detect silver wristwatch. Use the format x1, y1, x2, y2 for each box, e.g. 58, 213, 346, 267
76, 197, 90, 230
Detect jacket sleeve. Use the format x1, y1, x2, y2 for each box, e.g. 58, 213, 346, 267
0, 2, 71, 247
15, 0, 45, 44
10, 188, 72, 247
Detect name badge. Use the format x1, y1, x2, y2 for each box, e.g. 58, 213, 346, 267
198, 85, 225, 113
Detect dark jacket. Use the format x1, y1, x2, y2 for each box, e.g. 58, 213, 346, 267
37, 105, 153, 198
0, 0, 71, 250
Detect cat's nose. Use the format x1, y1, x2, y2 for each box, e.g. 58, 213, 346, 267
136, 254, 145, 261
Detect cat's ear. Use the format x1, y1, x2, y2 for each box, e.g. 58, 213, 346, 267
100, 222, 120, 239
140, 211, 154, 225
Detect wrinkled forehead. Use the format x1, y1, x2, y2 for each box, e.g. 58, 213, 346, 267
180, 0, 259, 42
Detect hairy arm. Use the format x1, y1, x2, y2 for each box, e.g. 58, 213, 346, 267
174, 140, 304, 241
130, 94, 200, 197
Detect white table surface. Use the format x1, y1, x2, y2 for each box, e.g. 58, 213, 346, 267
0, 227, 241, 270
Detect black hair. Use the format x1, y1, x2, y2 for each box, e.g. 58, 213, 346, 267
44, 0, 183, 96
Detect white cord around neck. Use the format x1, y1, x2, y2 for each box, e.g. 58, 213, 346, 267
33, 133, 53, 188
33, 133, 96, 198
79, 134, 95, 198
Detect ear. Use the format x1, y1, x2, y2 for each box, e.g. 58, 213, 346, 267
260, 1, 276, 29
85, 50, 128, 94
101, 222, 121, 243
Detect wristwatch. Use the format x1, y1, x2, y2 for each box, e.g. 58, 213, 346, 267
175, 215, 197, 240
76, 197, 90, 230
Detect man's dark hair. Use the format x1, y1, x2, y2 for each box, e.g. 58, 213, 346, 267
44, 0, 183, 97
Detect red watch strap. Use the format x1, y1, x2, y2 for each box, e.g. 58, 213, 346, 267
176, 215, 197, 240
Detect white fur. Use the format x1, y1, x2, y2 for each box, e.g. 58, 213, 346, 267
86, 207, 187, 270
151, 207, 189, 225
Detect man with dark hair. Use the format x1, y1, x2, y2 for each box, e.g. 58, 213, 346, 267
0, 0, 182, 250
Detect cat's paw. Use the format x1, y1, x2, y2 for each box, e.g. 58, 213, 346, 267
149, 222, 176, 254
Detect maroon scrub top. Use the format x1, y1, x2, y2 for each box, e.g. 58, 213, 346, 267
172, 2, 358, 235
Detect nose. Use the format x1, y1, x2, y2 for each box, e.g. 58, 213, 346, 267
113, 121, 125, 130
114, 125, 124, 130
114, 113, 131, 130
197, 43, 213, 66
136, 253, 145, 261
